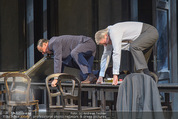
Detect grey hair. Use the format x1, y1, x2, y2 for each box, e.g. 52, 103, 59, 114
37, 39, 49, 47
95, 28, 108, 45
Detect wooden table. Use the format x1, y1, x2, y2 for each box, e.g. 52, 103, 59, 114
30, 82, 119, 111
29, 82, 178, 111
1, 80, 178, 111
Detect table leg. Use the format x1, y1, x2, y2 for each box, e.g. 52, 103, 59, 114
44, 88, 47, 105
100, 89, 106, 111
165, 93, 171, 110
92, 88, 97, 107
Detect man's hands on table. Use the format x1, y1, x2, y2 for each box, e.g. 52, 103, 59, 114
112, 74, 118, 85
96, 76, 104, 84
96, 75, 118, 85
51, 74, 119, 87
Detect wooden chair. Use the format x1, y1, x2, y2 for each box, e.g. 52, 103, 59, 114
4, 72, 39, 115
46, 73, 77, 109
57, 73, 101, 112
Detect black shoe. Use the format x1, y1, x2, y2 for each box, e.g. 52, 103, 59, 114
81, 78, 90, 84
89, 73, 97, 84
82, 73, 97, 84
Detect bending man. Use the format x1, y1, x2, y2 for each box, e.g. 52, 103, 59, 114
95, 21, 159, 85
37, 35, 97, 87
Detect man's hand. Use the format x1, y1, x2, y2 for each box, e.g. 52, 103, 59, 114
96, 76, 103, 84
51, 79, 58, 87
112, 75, 118, 85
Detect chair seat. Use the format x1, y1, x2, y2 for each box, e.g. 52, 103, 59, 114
50, 104, 78, 109
64, 106, 101, 112
49, 105, 63, 109
7, 100, 38, 106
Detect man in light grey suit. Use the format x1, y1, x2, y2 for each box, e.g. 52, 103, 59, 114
37, 35, 97, 86
95, 21, 159, 85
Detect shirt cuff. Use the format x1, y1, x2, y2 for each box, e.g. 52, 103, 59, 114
113, 70, 119, 75
99, 71, 105, 77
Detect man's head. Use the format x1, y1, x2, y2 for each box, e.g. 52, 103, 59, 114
95, 28, 111, 46
37, 39, 52, 54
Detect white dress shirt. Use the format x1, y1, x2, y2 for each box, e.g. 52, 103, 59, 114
99, 21, 143, 77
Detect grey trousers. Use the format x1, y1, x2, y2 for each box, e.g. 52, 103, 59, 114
130, 23, 159, 70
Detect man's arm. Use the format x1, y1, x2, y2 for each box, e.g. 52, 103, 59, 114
99, 45, 112, 77
97, 45, 112, 84
51, 53, 62, 87
110, 30, 123, 76
53, 42, 63, 73
109, 28, 123, 85
51, 40, 63, 87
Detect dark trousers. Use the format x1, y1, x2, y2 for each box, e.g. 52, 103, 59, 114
62, 52, 95, 80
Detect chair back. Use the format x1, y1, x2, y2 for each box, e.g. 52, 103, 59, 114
46, 73, 75, 108
4, 73, 31, 104
57, 73, 81, 111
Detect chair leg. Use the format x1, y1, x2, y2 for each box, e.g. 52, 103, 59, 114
70, 99, 74, 105
35, 102, 39, 112
31, 102, 39, 116
7, 106, 12, 116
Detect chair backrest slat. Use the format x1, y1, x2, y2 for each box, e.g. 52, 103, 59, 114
57, 73, 81, 111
